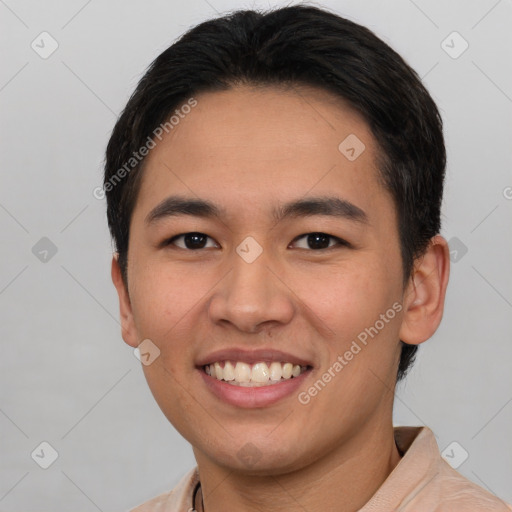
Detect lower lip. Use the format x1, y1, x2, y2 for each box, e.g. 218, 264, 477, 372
198, 368, 312, 408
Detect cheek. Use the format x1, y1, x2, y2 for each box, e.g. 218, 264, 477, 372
294, 258, 403, 385
291, 259, 396, 336
131, 259, 204, 317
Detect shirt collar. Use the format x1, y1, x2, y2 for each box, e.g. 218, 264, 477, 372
359, 426, 440, 510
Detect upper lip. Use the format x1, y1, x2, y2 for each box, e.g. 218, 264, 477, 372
196, 348, 314, 368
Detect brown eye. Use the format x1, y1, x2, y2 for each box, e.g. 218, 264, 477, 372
165, 232, 218, 250
291, 232, 349, 250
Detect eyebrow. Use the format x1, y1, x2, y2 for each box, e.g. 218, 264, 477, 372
144, 195, 369, 226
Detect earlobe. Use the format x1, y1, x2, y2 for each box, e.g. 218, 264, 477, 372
398, 235, 450, 345
111, 254, 139, 348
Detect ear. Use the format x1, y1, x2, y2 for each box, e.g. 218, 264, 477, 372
399, 235, 450, 345
111, 253, 139, 348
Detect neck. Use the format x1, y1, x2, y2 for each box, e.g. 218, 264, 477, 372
193, 419, 402, 512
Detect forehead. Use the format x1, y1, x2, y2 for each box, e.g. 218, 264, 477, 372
134, 84, 395, 229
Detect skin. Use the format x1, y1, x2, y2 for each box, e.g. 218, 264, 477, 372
111, 84, 450, 511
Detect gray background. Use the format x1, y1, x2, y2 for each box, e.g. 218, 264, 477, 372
1, 0, 511, 509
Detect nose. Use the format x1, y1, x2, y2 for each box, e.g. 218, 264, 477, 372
207, 243, 295, 333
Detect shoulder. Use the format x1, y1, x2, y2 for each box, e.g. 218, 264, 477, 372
128, 467, 199, 512
428, 458, 511, 511
389, 426, 511, 511
129, 490, 176, 512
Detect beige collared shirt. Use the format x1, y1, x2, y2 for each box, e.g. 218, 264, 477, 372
130, 426, 511, 511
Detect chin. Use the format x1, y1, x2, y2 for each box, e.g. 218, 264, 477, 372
206, 437, 310, 476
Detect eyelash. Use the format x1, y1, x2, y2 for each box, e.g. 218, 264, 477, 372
161, 232, 351, 251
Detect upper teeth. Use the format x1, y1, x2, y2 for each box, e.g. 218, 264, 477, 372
205, 361, 307, 385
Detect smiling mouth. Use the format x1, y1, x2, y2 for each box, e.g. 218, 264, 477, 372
203, 360, 312, 387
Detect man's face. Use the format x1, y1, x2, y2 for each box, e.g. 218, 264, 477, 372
117, 85, 408, 473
